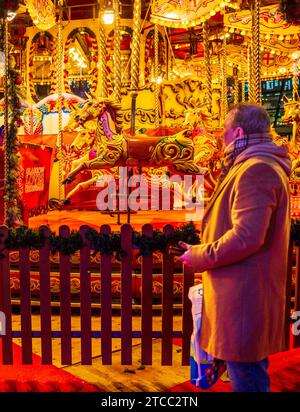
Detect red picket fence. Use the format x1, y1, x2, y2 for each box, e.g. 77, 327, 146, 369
0, 224, 299, 366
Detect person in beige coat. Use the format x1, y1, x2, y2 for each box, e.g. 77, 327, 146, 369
178, 103, 291, 392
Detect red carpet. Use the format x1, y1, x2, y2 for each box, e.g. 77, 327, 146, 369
170, 340, 300, 392
0, 343, 101, 392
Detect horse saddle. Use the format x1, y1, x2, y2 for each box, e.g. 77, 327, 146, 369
124, 127, 187, 162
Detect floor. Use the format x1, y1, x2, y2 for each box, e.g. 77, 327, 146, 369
11, 313, 190, 392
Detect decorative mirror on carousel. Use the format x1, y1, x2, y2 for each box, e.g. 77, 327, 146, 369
29, 31, 55, 102
64, 27, 98, 99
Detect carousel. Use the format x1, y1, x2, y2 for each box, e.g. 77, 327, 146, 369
0, 0, 299, 393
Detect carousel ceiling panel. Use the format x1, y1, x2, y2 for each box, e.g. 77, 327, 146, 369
150, 0, 228, 28
224, 4, 300, 36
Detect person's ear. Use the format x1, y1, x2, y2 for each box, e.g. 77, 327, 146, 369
234, 127, 244, 139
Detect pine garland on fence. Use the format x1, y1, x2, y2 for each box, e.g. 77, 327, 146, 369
0, 222, 201, 257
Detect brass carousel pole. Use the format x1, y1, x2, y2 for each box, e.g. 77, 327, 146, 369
57, 1, 64, 201
99, 13, 108, 97
292, 54, 299, 146
203, 22, 212, 112
293, 55, 299, 100
233, 64, 239, 105
251, 0, 261, 105
222, 35, 228, 124
130, 0, 141, 135
241, 47, 246, 103
3, 16, 9, 224
154, 24, 160, 129
247, 44, 253, 103
113, 0, 121, 103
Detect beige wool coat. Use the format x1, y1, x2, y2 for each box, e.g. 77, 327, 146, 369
189, 143, 291, 362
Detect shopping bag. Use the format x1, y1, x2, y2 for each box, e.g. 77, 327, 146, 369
189, 284, 226, 389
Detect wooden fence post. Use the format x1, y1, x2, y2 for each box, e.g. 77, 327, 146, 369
141, 224, 153, 365
59, 225, 72, 365
80, 225, 92, 365
19, 245, 32, 364
0, 225, 13, 364
100, 224, 112, 365
293, 243, 300, 348
39, 225, 52, 364
121, 224, 132, 365
162, 224, 174, 365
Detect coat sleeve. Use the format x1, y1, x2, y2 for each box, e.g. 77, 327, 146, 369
189, 163, 283, 272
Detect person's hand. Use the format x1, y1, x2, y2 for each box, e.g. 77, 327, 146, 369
177, 241, 193, 266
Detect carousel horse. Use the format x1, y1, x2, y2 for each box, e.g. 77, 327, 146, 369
61, 97, 221, 203
282, 92, 300, 181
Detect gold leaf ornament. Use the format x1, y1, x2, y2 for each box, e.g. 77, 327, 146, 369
25, 0, 56, 30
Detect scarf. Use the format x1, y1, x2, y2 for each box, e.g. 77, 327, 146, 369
218, 132, 274, 184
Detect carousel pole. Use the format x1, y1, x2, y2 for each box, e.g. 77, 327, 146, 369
233, 64, 239, 105
154, 24, 160, 129
247, 45, 253, 103
113, 0, 121, 103
3, 16, 9, 224
99, 13, 108, 97
57, 1, 64, 201
241, 48, 246, 103
203, 22, 212, 112
251, 0, 261, 105
293, 55, 299, 99
292, 53, 300, 146
130, 0, 141, 135
222, 35, 228, 124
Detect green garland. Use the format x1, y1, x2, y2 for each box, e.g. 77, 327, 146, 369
0, 18, 23, 227
4, 66, 23, 227
1, 222, 200, 257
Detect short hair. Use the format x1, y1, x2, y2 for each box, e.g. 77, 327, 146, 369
227, 103, 271, 135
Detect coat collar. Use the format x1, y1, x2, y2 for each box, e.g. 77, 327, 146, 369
202, 162, 244, 226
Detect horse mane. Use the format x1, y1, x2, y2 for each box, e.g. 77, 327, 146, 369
97, 97, 123, 134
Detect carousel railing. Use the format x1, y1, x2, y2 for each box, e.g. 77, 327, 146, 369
0, 223, 299, 366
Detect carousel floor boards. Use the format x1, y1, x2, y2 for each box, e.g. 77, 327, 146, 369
2, 315, 300, 392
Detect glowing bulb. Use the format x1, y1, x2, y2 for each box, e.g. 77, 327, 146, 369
102, 9, 115, 25
7, 11, 16, 21
279, 67, 287, 73
292, 51, 300, 60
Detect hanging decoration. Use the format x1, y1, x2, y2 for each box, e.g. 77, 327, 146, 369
25, 0, 56, 30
